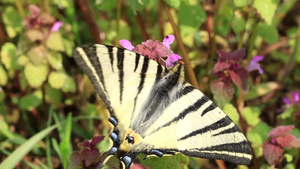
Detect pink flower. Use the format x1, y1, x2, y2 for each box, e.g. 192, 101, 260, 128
162, 35, 175, 49
262, 125, 300, 165
119, 39, 134, 50
282, 91, 300, 105
166, 54, 181, 68
246, 56, 264, 74
51, 21, 63, 32
211, 49, 248, 103
119, 35, 181, 67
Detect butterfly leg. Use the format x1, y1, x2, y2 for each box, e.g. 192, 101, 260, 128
120, 152, 139, 169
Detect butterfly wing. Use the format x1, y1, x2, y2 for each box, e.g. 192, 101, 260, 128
128, 82, 252, 165
73, 44, 166, 153
74, 44, 252, 168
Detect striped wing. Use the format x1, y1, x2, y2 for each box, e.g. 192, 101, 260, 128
73, 44, 165, 139
73, 44, 252, 168
129, 82, 252, 164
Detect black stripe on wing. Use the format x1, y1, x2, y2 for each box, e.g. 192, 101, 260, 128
130, 57, 150, 123
73, 44, 116, 119
149, 144, 252, 165
156, 95, 211, 130
116, 47, 125, 103
177, 116, 236, 141
108, 46, 114, 72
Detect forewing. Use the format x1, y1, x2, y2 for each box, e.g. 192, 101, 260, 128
73, 44, 164, 131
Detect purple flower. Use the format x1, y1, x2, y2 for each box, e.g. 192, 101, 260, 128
119, 35, 181, 68
119, 39, 134, 50
51, 21, 63, 32
283, 91, 300, 105
162, 35, 175, 49
246, 56, 264, 74
166, 54, 181, 68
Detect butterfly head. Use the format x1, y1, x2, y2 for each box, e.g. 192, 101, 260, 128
119, 129, 143, 152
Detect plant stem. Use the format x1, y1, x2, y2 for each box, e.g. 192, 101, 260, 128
233, 94, 260, 169
279, 17, 300, 84
210, 0, 223, 58
246, 17, 259, 60
14, 0, 25, 18
116, 0, 122, 42
163, 2, 199, 89
136, 11, 150, 40
76, 0, 101, 44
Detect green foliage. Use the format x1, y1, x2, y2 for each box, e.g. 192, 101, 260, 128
140, 153, 189, 169
253, 0, 279, 25
257, 22, 279, 44
0, 0, 299, 168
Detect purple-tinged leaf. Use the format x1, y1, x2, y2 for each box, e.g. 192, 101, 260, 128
262, 141, 283, 165
268, 125, 294, 137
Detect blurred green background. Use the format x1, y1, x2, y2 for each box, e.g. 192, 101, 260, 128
0, 0, 300, 169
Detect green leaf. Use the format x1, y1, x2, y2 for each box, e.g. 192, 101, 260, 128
19, 71, 28, 90
247, 122, 271, 146
0, 124, 60, 169
17, 54, 29, 66
277, 107, 294, 120
27, 45, 47, 65
253, 0, 279, 25
24, 62, 49, 88
0, 87, 5, 103
46, 32, 65, 51
1, 42, 19, 70
232, 15, 245, 34
2, 6, 22, 38
59, 113, 72, 169
179, 2, 206, 36
244, 82, 280, 101
49, 71, 66, 89
47, 51, 63, 70
223, 103, 239, 125
164, 0, 180, 8
63, 39, 74, 57
233, 0, 249, 7
45, 84, 62, 104
140, 153, 189, 169
0, 65, 8, 86
242, 107, 261, 126
18, 90, 42, 111
62, 75, 76, 93
257, 22, 279, 44
126, 0, 149, 12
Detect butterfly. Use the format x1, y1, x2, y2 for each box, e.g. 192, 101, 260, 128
73, 44, 252, 168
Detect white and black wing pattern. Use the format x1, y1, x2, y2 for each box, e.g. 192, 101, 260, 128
73, 44, 252, 169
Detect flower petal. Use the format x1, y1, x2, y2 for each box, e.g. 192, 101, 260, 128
166, 54, 181, 68
229, 69, 248, 92
246, 56, 264, 74
119, 39, 134, 50
283, 97, 291, 105
252, 55, 264, 62
213, 60, 231, 73
216, 50, 231, 60
292, 91, 300, 103
163, 35, 175, 48
51, 21, 63, 32
230, 48, 246, 61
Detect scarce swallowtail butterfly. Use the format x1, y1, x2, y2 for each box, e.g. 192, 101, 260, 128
73, 44, 252, 168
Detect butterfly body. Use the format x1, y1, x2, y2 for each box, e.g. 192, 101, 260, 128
73, 44, 252, 168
